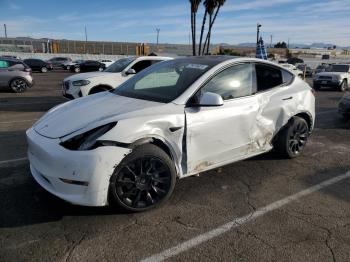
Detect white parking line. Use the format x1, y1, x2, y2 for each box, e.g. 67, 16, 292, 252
0, 119, 38, 124
0, 157, 28, 167
141, 171, 350, 262
0, 101, 62, 106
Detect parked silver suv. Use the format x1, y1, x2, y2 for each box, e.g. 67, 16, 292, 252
313, 64, 349, 91
0, 57, 34, 93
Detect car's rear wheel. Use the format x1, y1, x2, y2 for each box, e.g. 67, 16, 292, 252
41, 67, 48, 73
109, 144, 176, 211
274, 116, 309, 158
340, 80, 348, 92
74, 67, 80, 73
10, 78, 28, 93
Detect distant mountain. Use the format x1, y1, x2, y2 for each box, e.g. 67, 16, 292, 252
237, 42, 349, 49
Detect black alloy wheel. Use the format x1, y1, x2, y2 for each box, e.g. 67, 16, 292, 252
287, 119, 309, 157
274, 116, 310, 158
110, 144, 176, 211
10, 78, 28, 93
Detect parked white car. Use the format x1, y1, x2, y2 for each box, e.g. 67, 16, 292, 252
98, 59, 115, 68
27, 57, 315, 211
62, 56, 172, 99
280, 64, 303, 77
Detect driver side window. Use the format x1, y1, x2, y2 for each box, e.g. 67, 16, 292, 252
201, 63, 255, 100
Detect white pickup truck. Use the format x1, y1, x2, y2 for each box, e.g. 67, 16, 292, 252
313, 64, 350, 91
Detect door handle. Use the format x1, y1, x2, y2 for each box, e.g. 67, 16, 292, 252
282, 96, 293, 101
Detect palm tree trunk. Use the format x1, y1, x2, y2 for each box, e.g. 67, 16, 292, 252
198, 10, 207, 56
193, 12, 197, 55
191, 11, 196, 56
203, 6, 221, 55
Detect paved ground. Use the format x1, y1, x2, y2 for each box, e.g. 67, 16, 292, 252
0, 71, 349, 262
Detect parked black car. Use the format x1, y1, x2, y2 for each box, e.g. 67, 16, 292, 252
297, 64, 313, 77
47, 57, 72, 68
69, 60, 105, 73
287, 57, 304, 65
23, 59, 53, 73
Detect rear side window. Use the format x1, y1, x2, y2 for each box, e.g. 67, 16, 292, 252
0, 60, 9, 68
282, 70, 294, 85
256, 64, 283, 92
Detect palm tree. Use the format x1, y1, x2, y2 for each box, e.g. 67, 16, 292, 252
203, 0, 226, 55
189, 0, 201, 56
198, 0, 213, 55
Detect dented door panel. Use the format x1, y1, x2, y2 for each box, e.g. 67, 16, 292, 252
185, 95, 259, 175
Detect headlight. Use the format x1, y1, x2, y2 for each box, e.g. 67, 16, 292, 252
72, 80, 90, 86
61, 122, 117, 150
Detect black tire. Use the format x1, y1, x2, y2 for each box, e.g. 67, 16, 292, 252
10, 78, 28, 93
340, 80, 348, 92
313, 84, 320, 91
109, 144, 176, 212
41, 67, 48, 73
274, 116, 309, 159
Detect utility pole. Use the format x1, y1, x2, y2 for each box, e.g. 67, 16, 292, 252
84, 25, 88, 42
156, 28, 160, 50
256, 23, 262, 45
270, 35, 273, 48
84, 25, 88, 54
288, 38, 290, 49
4, 24, 7, 38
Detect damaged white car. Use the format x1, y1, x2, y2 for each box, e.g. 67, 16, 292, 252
27, 57, 315, 211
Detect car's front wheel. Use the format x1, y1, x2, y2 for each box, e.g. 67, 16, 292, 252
109, 144, 176, 211
10, 78, 28, 93
41, 66, 48, 73
274, 116, 309, 158
74, 67, 80, 73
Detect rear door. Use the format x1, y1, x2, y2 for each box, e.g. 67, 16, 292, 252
185, 63, 260, 175
253, 63, 297, 145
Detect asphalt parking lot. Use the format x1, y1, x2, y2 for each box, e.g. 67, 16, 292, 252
0, 71, 350, 262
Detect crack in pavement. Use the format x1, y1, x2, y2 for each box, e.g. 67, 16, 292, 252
282, 210, 339, 262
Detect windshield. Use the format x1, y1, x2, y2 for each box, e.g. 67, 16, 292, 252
114, 59, 214, 103
104, 57, 136, 72
329, 65, 349, 72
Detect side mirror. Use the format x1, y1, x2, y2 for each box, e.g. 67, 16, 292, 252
198, 92, 224, 107
124, 68, 136, 75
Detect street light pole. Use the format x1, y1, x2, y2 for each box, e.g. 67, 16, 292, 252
4, 24, 7, 38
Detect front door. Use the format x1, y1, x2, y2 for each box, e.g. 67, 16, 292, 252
185, 63, 259, 175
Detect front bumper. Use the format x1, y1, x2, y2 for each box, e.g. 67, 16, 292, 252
26, 128, 131, 206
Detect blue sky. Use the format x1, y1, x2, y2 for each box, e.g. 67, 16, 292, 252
0, 0, 349, 46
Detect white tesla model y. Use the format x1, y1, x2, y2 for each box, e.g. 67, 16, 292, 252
27, 56, 315, 211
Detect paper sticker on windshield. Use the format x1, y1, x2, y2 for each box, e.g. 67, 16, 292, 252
186, 64, 208, 70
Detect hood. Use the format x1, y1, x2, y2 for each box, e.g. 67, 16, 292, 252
65, 72, 121, 81
34, 92, 163, 139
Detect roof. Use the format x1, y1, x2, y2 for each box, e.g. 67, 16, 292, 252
172, 55, 237, 67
